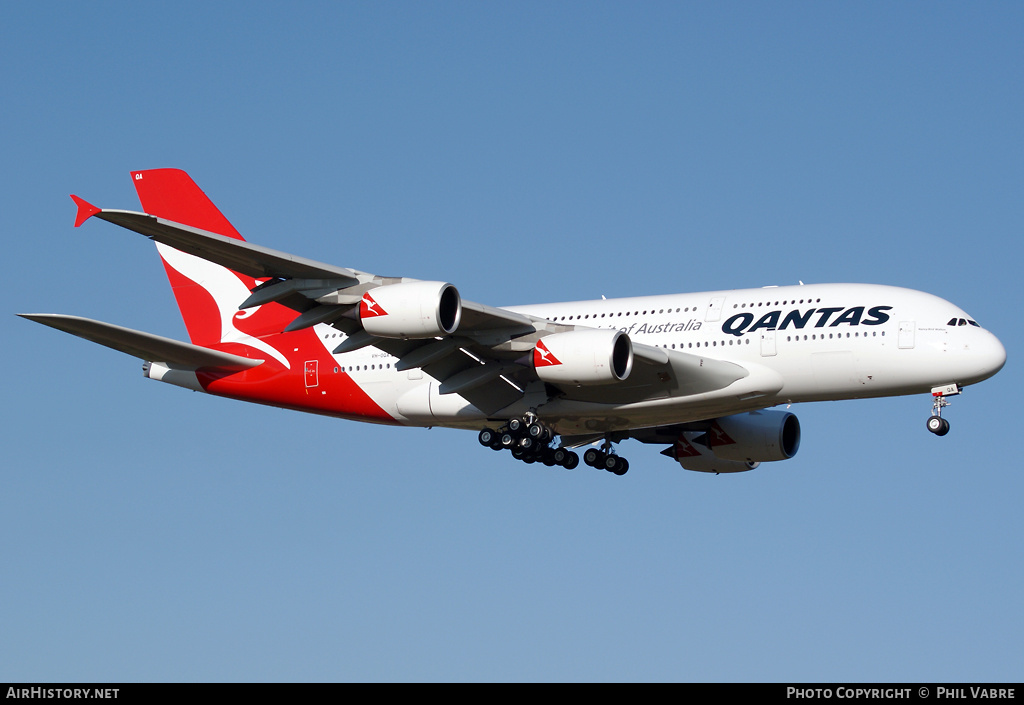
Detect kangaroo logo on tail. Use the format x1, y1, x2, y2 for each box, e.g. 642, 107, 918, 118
155, 243, 291, 368
134, 169, 292, 368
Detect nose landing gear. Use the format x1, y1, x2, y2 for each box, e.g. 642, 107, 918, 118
926, 384, 960, 436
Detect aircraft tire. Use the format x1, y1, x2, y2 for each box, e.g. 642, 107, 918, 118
927, 416, 950, 436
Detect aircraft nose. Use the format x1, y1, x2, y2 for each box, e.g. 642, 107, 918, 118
972, 330, 1006, 383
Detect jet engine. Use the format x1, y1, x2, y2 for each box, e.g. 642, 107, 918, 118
709, 410, 801, 462
359, 281, 462, 339
669, 410, 801, 473
668, 433, 761, 474
533, 329, 633, 385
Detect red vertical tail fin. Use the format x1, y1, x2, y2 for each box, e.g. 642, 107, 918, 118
131, 168, 245, 241
130, 169, 294, 352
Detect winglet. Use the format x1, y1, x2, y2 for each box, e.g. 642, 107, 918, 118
70, 195, 101, 227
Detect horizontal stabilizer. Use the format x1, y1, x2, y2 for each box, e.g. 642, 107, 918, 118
18, 314, 263, 371
71, 195, 101, 227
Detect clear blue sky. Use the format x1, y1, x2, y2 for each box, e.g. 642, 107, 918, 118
2, 2, 1021, 682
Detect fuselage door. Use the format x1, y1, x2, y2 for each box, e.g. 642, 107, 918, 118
304, 360, 319, 387
898, 321, 916, 349
706, 296, 725, 322
760, 330, 777, 357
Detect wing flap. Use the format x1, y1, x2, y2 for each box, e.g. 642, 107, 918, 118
18, 314, 262, 370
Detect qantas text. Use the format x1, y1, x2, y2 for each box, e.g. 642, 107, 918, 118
721, 305, 893, 337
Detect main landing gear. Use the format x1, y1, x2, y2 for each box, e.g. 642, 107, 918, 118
478, 416, 630, 475
582, 438, 629, 476
926, 384, 960, 436
478, 416, 579, 469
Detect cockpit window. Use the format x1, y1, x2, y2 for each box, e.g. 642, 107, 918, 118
968, 319, 980, 327
947, 318, 958, 326
948, 317, 982, 327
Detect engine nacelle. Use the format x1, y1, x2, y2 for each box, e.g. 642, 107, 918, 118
669, 411, 800, 473
359, 281, 462, 339
670, 433, 761, 474
708, 410, 801, 462
533, 329, 633, 385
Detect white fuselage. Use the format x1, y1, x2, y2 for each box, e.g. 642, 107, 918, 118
311, 283, 1006, 435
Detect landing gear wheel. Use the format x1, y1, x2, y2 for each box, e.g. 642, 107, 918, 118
583, 448, 605, 468
507, 417, 526, 436
478, 428, 497, 447
604, 455, 629, 475
551, 448, 580, 469
927, 416, 950, 436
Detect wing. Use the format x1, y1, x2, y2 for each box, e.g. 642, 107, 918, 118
71, 195, 752, 415
17, 314, 262, 370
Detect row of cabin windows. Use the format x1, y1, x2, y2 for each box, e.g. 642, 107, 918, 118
335, 364, 393, 372
550, 297, 835, 321
734, 298, 822, 308
554, 307, 694, 321
662, 339, 752, 349
786, 331, 885, 341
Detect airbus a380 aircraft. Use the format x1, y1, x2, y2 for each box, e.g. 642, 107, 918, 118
21, 169, 1006, 476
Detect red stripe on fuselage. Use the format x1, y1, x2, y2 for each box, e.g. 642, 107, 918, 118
196, 329, 398, 425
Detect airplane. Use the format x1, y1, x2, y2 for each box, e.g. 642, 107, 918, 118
19, 169, 1007, 476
